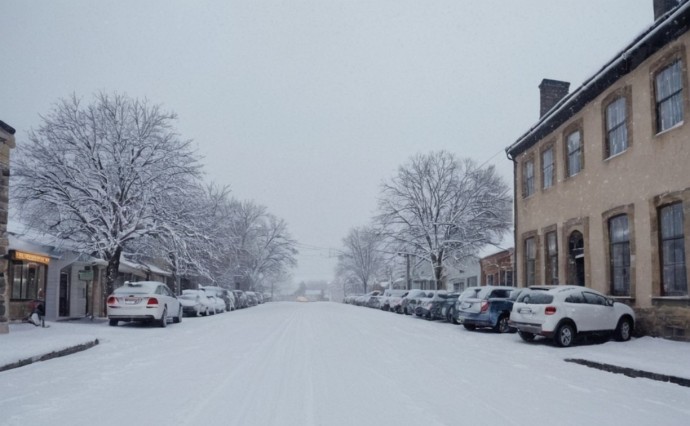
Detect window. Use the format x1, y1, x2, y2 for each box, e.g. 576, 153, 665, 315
487, 274, 494, 285
525, 237, 536, 286
11, 261, 47, 301
655, 60, 684, 133
523, 158, 535, 197
467, 276, 478, 287
609, 215, 631, 296
542, 147, 554, 189
545, 231, 558, 285
660, 203, 687, 296
606, 97, 628, 157
565, 292, 585, 304
504, 270, 514, 286
566, 130, 582, 177
583, 291, 607, 306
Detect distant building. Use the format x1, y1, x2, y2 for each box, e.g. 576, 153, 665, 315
480, 249, 514, 286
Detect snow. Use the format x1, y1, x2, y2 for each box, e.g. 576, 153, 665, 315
1, 302, 689, 426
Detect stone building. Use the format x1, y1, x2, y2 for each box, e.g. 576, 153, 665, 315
0, 121, 15, 334
506, 0, 690, 340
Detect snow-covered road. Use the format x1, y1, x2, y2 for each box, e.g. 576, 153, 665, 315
1, 302, 689, 426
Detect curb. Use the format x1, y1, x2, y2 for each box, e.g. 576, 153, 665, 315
0, 339, 99, 373
565, 358, 690, 388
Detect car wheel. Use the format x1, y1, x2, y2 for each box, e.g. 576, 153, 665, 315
449, 307, 458, 325
463, 323, 476, 331
173, 306, 182, 324
555, 323, 575, 347
494, 315, 510, 333
614, 317, 633, 342
159, 307, 168, 328
109, 319, 118, 327
518, 330, 535, 342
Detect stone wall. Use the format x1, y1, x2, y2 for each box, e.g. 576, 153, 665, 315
636, 301, 690, 341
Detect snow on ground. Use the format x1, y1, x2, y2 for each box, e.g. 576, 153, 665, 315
1, 302, 689, 426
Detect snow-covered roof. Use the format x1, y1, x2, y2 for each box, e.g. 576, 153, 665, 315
8, 234, 60, 259
506, 1, 690, 157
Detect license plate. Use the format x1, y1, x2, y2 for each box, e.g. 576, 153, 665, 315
518, 307, 532, 314
125, 298, 138, 305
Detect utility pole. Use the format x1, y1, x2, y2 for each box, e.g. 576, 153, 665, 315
405, 254, 411, 290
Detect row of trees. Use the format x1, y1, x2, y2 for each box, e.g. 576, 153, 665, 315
11, 93, 297, 297
335, 151, 511, 293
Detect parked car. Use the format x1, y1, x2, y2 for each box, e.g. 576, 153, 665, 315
353, 290, 381, 307
206, 295, 227, 314
366, 291, 384, 309
436, 292, 460, 322
509, 285, 635, 347
389, 291, 409, 313
106, 281, 182, 327
401, 289, 428, 315
200, 286, 236, 311
179, 289, 215, 316
415, 290, 447, 319
178, 290, 205, 317
380, 289, 407, 312
245, 291, 259, 306
233, 290, 248, 308
455, 286, 517, 333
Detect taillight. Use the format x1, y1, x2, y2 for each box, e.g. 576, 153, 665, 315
545, 306, 557, 315
107, 296, 117, 305
147, 297, 159, 307
480, 300, 489, 313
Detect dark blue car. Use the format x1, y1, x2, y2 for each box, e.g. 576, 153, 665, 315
455, 286, 521, 333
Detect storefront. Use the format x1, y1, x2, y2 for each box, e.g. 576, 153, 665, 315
7, 249, 50, 321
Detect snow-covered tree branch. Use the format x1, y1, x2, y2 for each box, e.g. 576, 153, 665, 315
11, 92, 203, 295
376, 151, 511, 289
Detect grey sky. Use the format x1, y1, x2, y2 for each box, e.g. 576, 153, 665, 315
1, 1, 653, 283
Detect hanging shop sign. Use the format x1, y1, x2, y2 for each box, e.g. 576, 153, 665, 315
10, 250, 51, 265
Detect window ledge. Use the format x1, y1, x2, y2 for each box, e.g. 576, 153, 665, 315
610, 296, 635, 301
652, 296, 690, 300
604, 150, 627, 162
655, 120, 684, 137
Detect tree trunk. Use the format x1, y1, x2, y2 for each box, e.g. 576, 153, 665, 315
105, 246, 123, 298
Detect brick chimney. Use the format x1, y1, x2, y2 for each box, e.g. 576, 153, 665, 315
654, 0, 681, 20
539, 79, 570, 118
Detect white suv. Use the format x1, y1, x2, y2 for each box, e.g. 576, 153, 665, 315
509, 285, 635, 347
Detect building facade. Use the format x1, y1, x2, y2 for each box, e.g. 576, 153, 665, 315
480, 249, 515, 286
0, 121, 16, 334
506, 0, 690, 340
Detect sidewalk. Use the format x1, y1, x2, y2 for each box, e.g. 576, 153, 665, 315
0, 320, 103, 372
1, 319, 690, 387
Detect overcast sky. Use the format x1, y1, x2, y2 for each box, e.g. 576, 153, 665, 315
1, 1, 654, 283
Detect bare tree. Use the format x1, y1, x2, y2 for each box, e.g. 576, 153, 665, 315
377, 151, 511, 289
211, 199, 298, 291
12, 93, 202, 296
335, 226, 386, 294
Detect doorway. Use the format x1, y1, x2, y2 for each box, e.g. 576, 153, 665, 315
568, 231, 585, 286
